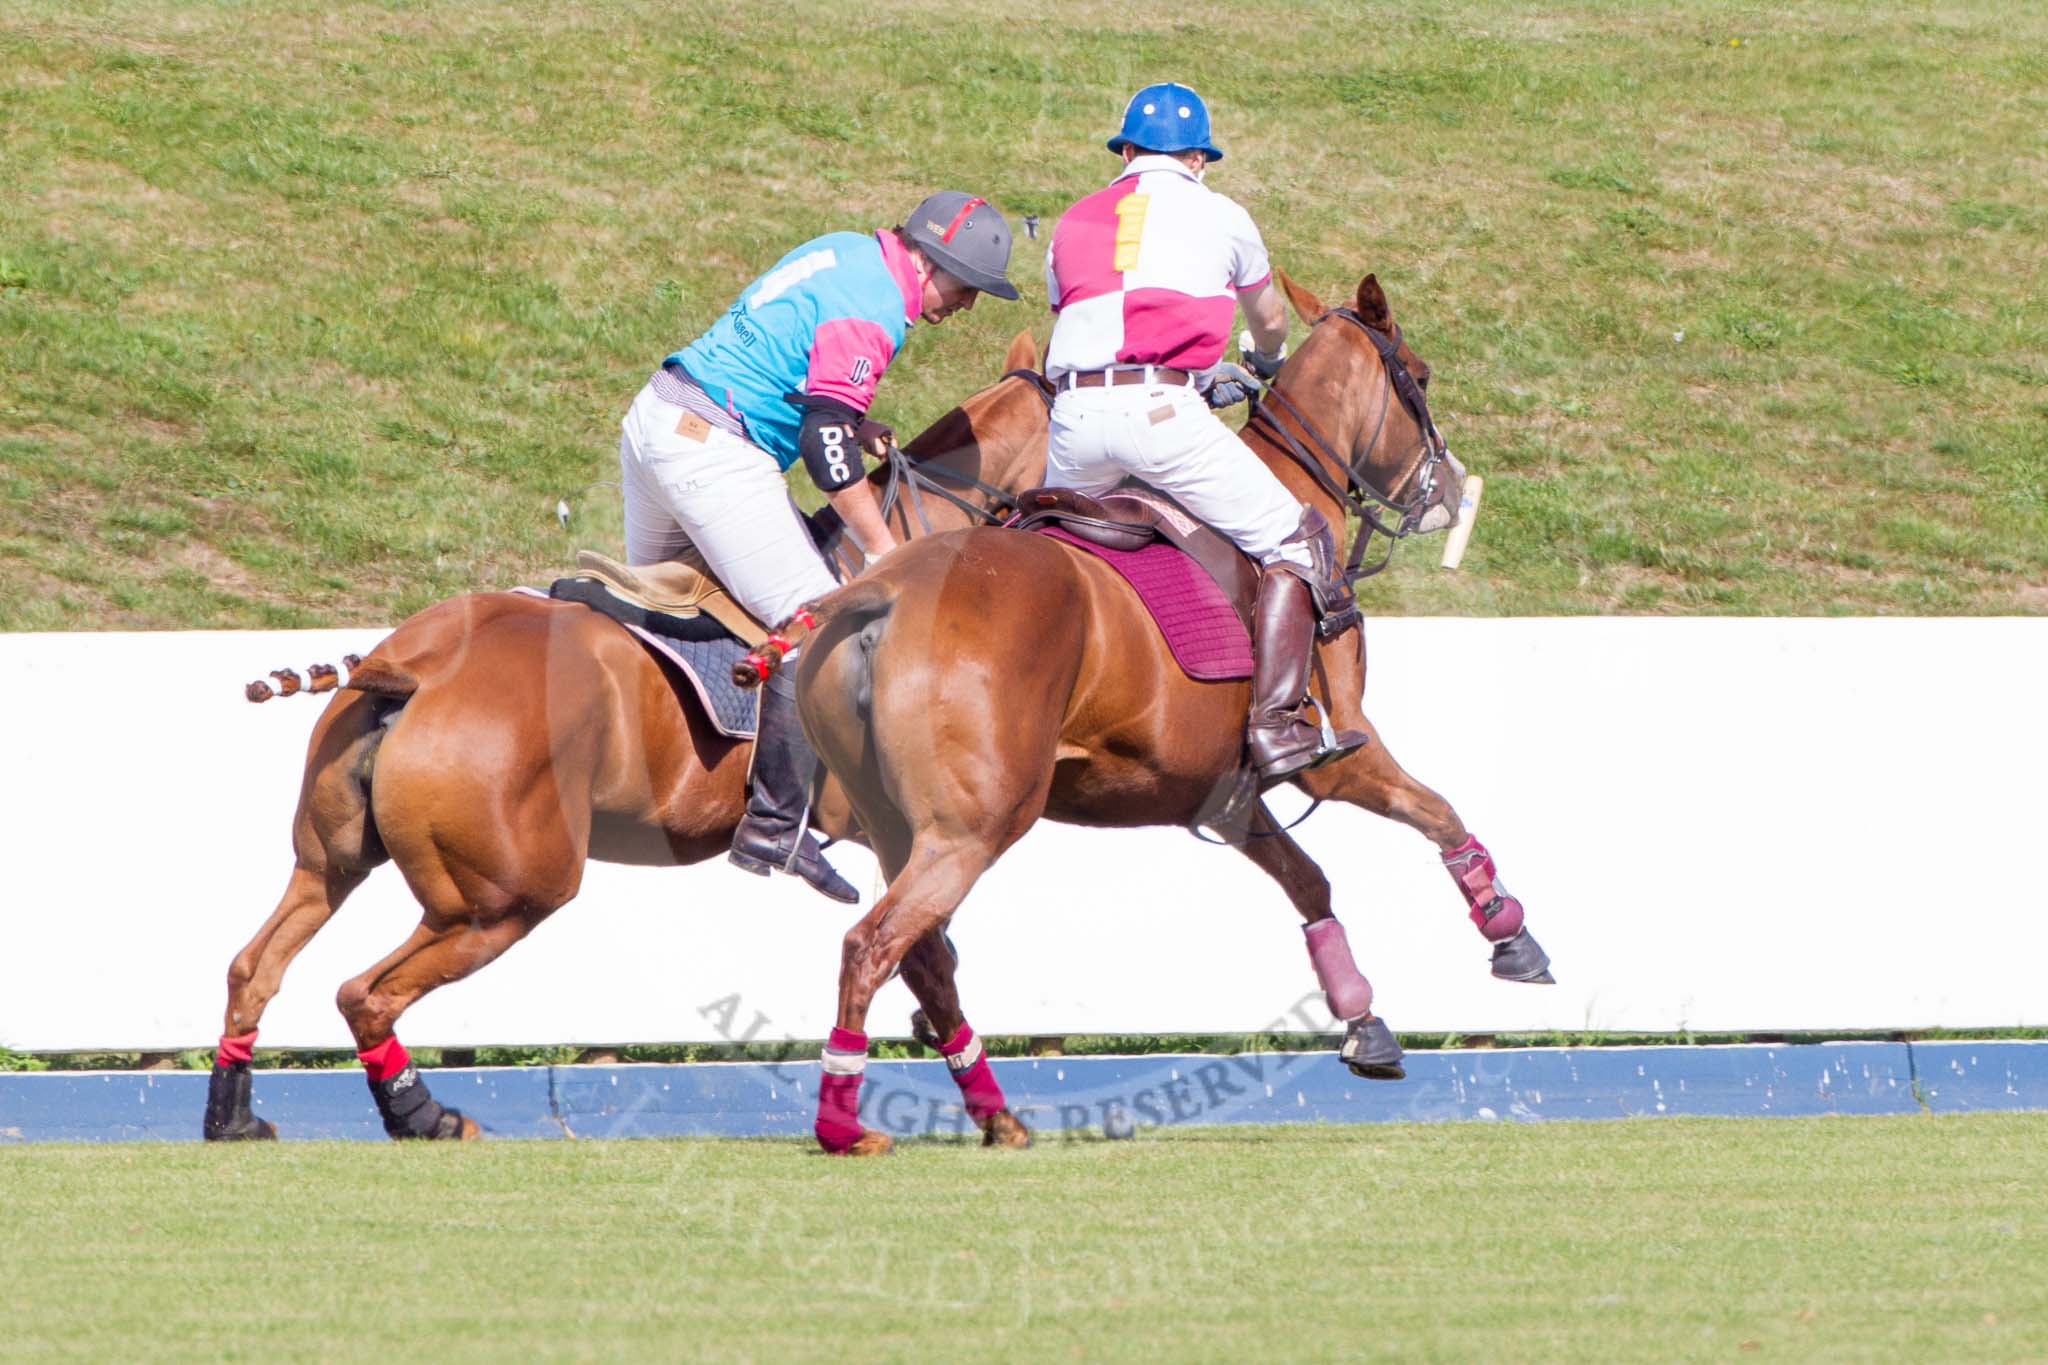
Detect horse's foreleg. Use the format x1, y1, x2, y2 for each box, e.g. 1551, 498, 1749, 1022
204, 863, 367, 1141
1299, 720, 1553, 984
898, 930, 1029, 1149
1235, 803, 1403, 1081
333, 910, 552, 1140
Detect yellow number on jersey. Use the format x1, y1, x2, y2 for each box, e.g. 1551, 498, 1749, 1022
1113, 193, 1150, 272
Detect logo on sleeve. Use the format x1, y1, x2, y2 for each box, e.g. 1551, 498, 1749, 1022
848, 356, 872, 386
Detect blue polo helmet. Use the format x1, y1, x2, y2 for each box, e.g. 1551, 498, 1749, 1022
1106, 82, 1224, 162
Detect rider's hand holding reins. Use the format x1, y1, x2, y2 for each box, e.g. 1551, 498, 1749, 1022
856, 416, 895, 459
1205, 362, 1262, 409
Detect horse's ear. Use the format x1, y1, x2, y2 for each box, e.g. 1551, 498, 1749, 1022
1002, 327, 1036, 374
1275, 267, 1326, 326
1354, 274, 1393, 330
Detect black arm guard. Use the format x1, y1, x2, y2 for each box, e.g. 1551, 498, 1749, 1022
792, 396, 866, 493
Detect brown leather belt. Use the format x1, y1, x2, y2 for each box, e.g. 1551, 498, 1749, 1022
1063, 366, 1192, 388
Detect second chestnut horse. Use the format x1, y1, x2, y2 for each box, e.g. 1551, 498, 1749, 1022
795, 272, 1552, 1155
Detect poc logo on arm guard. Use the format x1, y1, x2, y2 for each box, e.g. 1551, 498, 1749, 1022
821, 423, 853, 486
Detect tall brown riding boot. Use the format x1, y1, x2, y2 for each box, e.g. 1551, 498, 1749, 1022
1247, 568, 1367, 782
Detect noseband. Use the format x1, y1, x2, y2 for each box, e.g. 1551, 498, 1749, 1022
1243, 308, 1453, 582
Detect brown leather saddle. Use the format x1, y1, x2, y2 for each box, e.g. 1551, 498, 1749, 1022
1007, 484, 1260, 634
554, 550, 770, 647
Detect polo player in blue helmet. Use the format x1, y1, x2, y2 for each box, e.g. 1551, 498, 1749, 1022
620, 193, 1020, 902
1041, 82, 1365, 782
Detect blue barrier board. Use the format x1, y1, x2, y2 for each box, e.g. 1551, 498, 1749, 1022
1912, 1041, 2048, 1113
3, 1042, 2040, 1144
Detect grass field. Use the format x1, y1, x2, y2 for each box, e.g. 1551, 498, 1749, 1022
1, 1116, 2042, 1360
3, 0, 2043, 629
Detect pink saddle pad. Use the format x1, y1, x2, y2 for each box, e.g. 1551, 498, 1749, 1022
1037, 527, 1253, 681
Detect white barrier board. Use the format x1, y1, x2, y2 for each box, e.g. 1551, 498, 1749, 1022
1, 619, 2043, 1050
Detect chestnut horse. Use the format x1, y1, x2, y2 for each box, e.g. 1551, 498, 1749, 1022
794, 272, 1551, 1155
203, 333, 1050, 1141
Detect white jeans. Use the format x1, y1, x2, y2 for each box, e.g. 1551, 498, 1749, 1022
618, 379, 837, 626
1045, 381, 1310, 568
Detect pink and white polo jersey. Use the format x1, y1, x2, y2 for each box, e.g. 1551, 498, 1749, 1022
1043, 155, 1273, 378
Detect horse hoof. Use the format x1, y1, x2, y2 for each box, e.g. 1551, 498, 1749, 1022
427, 1107, 481, 1141
1490, 928, 1555, 984
909, 1009, 942, 1052
981, 1109, 1032, 1149
1340, 1015, 1406, 1081
846, 1129, 894, 1157
203, 1116, 277, 1142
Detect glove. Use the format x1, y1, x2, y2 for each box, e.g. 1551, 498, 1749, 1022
855, 416, 895, 459
1205, 362, 1261, 409
1242, 342, 1287, 380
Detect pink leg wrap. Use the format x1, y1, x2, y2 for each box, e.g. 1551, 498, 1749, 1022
1443, 834, 1524, 941
815, 1026, 869, 1153
356, 1036, 411, 1083
938, 1023, 1008, 1124
1303, 919, 1373, 1022
215, 1030, 258, 1068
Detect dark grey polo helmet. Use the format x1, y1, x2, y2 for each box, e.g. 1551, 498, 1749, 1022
902, 191, 1020, 300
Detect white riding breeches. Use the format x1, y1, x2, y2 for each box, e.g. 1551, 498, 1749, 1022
1045, 381, 1312, 570
618, 378, 837, 626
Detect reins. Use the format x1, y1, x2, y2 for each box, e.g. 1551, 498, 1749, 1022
1241, 308, 1451, 583
811, 370, 1050, 573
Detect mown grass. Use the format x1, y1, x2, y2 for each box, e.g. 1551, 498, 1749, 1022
1, 1116, 2043, 1360
2, 0, 2043, 627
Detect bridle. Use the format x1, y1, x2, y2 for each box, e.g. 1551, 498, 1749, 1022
1242, 308, 1453, 583
809, 369, 1051, 574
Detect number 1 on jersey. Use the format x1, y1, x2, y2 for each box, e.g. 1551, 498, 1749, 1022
1113, 193, 1151, 272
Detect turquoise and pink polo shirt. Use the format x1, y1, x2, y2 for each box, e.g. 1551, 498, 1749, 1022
669, 229, 924, 470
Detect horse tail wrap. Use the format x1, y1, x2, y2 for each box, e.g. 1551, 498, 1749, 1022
244, 654, 372, 703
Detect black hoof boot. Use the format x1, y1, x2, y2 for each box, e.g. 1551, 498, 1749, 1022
1339, 1016, 1405, 1081
369, 1063, 475, 1140
202, 1061, 278, 1141
1490, 928, 1555, 984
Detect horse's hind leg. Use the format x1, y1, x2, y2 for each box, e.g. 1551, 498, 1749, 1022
898, 930, 1030, 1148
334, 907, 554, 1140
204, 863, 367, 1140
817, 839, 1013, 1156
207, 690, 391, 1141
1233, 802, 1404, 1081
1299, 719, 1554, 984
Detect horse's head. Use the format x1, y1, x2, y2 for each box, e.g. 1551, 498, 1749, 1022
1268, 269, 1463, 541
894, 327, 1051, 494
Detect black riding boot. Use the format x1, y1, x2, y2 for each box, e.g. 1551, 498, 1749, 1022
1246, 568, 1367, 782
730, 670, 859, 904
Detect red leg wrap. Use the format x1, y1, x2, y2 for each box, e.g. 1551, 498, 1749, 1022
938, 1023, 1008, 1124
1303, 919, 1373, 1022
215, 1030, 258, 1068
815, 1027, 868, 1153
1442, 834, 1525, 942
356, 1036, 412, 1083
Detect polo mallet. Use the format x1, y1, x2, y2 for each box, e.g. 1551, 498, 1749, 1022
1438, 474, 1484, 571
